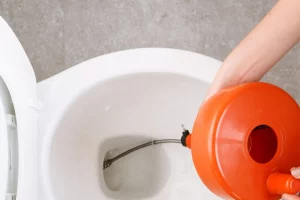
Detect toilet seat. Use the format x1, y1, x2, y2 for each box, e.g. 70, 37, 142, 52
0, 77, 18, 200
0, 17, 38, 200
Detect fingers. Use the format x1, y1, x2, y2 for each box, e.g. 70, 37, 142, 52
280, 167, 300, 199
281, 194, 300, 200
291, 167, 300, 179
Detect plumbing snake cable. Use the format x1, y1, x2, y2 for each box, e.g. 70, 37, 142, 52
103, 139, 181, 170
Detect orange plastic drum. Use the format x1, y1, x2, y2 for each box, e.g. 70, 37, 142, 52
189, 82, 300, 200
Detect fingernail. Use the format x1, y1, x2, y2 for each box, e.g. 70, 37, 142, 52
291, 167, 300, 178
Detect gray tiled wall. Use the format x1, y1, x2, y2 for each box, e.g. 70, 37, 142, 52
1, 0, 300, 102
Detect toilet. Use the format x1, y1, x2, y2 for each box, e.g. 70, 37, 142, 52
0, 16, 223, 200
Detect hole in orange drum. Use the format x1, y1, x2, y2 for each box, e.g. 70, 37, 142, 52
247, 125, 277, 164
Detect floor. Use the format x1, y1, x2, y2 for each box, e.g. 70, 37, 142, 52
1, 0, 300, 102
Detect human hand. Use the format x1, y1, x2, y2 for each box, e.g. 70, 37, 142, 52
204, 0, 300, 102
281, 167, 300, 200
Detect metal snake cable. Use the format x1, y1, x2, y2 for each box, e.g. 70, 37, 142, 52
103, 139, 181, 170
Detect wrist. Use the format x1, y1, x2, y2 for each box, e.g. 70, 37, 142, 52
205, 58, 259, 101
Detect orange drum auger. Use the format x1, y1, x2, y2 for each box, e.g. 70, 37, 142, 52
181, 82, 300, 200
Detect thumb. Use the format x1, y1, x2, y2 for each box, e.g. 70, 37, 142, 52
291, 167, 300, 179
282, 194, 300, 200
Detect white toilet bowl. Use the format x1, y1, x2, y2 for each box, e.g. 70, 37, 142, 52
0, 16, 223, 200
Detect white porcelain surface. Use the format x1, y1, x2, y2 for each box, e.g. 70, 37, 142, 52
37, 48, 222, 200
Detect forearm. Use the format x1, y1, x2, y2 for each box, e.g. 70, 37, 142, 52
206, 0, 300, 99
